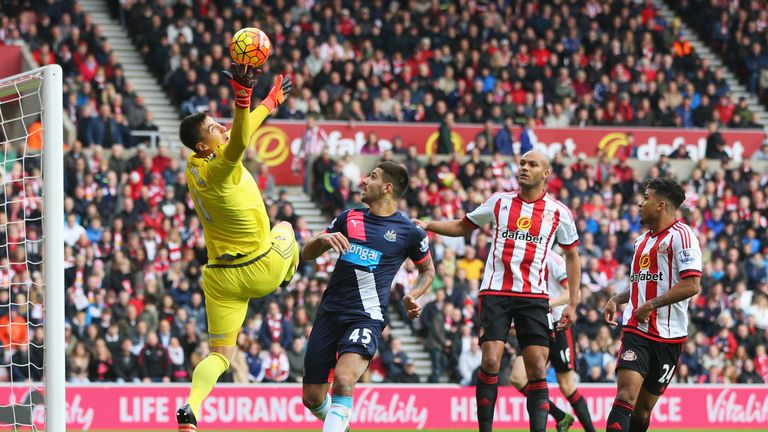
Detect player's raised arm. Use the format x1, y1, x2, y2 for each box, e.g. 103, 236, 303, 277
221, 64, 292, 163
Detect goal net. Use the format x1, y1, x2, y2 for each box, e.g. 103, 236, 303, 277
0, 66, 64, 432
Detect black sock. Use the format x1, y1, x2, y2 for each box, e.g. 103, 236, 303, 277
476, 369, 498, 432
518, 384, 565, 422
629, 413, 650, 432
606, 400, 634, 432
525, 379, 549, 432
567, 390, 595, 432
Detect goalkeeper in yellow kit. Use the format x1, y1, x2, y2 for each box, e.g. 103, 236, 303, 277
175, 64, 298, 432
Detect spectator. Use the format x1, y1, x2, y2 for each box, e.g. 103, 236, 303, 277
286, 338, 305, 383
458, 336, 482, 386
114, 338, 140, 383
382, 338, 410, 380
738, 359, 765, 384
89, 339, 115, 382
494, 117, 516, 155
436, 113, 455, 155
138, 332, 171, 383
519, 118, 537, 154
260, 341, 290, 383
260, 301, 293, 349
244, 341, 265, 383
391, 360, 421, 384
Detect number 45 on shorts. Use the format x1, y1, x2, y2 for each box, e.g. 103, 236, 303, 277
348, 328, 372, 345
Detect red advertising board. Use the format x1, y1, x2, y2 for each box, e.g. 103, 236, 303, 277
0, 46, 22, 79
1, 384, 766, 430
243, 120, 765, 186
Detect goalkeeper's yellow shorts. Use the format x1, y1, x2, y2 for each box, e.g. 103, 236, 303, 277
201, 222, 299, 346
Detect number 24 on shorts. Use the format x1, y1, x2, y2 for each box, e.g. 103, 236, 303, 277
658, 364, 676, 383
349, 328, 372, 345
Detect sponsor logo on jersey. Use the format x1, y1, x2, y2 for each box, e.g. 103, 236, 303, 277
384, 230, 397, 242
639, 254, 651, 270
340, 243, 382, 269
621, 349, 637, 361
629, 271, 664, 282
500, 229, 545, 244
516, 216, 532, 230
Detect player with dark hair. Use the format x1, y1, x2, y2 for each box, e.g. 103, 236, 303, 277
604, 177, 701, 432
414, 150, 582, 432
301, 161, 435, 432
509, 250, 595, 432
175, 64, 296, 432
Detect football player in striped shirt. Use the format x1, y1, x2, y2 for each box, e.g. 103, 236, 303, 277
604, 178, 702, 432
414, 150, 582, 432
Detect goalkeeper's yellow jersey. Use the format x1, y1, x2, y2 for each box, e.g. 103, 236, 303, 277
185, 106, 271, 260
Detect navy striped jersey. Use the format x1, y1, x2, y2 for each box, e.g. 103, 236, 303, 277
318, 208, 430, 321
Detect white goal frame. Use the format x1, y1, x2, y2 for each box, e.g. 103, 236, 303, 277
0, 65, 65, 432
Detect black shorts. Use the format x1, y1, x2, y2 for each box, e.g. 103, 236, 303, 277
303, 313, 385, 384
549, 327, 575, 373
479, 295, 553, 349
616, 330, 684, 395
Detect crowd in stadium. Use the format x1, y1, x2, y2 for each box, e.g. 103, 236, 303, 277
1, 0, 768, 387
2, 0, 768, 134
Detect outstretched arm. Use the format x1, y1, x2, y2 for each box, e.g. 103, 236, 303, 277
222, 65, 292, 163
411, 218, 476, 237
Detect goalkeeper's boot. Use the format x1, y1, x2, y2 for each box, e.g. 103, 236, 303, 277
280, 237, 300, 288
177, 404, 197, 432
556, 412, 574, 432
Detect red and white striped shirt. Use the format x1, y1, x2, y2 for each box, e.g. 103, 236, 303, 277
622, 220, 702, 342
464, 192, 579, 298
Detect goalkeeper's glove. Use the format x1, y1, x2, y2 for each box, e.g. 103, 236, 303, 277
222, 63, 261, 109
261, 74, 292, 112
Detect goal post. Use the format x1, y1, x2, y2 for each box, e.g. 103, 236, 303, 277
42, 65, 65, 432
0, 65, 65, 432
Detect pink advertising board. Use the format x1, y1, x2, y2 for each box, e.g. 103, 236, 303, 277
0, 384, 766, 430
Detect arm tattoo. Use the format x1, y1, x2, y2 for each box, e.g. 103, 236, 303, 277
409, 256, 435, 300
612, 290, 630, 305
649, 295, 672, 309
411, 272, 432, 295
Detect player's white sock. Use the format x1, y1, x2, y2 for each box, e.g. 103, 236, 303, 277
310, 393, 331, 421
323, 395, 352, 432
